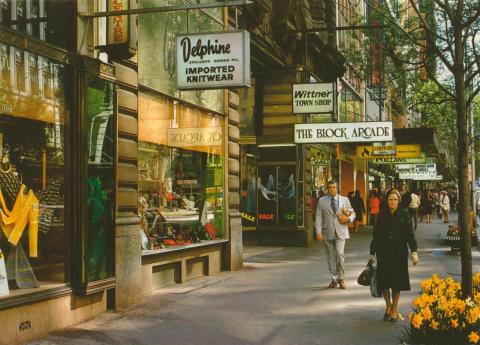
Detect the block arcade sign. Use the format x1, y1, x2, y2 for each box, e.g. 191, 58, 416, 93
294, 122, 393, 144
292, 83, 334, 114
176, 30, 250, 90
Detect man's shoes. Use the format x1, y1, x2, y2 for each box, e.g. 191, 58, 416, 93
338, 279, 346, 289
328, 280, 337, 288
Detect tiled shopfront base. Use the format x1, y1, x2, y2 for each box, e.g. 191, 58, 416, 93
0, 290, 106, 345
141, 240, 227, 293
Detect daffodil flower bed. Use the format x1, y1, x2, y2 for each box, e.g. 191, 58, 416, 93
405, 273, 480, 344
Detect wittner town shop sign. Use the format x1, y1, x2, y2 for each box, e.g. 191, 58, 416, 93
292, 83, 334, 114
176, 30, 250, 90
294, 122, 393, 143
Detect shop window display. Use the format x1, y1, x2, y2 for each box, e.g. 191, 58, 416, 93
0, 44, 70, 297
240, 146, 257, 227
138, 91, 225, 251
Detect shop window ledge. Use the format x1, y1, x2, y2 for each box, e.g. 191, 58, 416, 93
0, 283, 72, 311
141, 239, 228, 257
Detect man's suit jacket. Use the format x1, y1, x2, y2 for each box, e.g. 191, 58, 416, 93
315, 194, 356, 240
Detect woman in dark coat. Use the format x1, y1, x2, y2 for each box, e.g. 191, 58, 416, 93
352, 189, 366, 233
370, 189, 419, 322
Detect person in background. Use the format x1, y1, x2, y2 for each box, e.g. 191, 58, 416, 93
440, 190, 450, 223
369, 190, 381, 226
352, 189, 366, 233
449, 189, 457, 213
369, 189, 419, 322
408, 189, 421, 231
399, 182, 412, 210
420, 190, 434, 224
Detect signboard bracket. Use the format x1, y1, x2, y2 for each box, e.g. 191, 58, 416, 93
79, 1, 253, 18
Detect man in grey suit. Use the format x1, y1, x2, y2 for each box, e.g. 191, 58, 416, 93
316, 181, 356, 289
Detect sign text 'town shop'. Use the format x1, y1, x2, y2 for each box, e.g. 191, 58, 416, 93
176, 30, 250, 90
294, 122, 393, 144
292, 83, 334, 114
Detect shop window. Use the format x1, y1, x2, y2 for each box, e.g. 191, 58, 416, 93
257, 164, 297, 226
240, 145, 257, 227
85, 76, 115, 283
0, 45, 71, 298
138, 91, 225, 252
0, 0, 75, 51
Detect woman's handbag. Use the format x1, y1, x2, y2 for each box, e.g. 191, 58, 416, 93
357, 260, 374, 286
370, 262, 382, 298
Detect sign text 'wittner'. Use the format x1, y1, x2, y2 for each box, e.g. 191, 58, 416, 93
294, 122, 393, 143
176, 31, 250, 90
292, 83, 334, 114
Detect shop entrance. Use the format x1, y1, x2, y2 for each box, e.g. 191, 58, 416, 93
257, 163, 297, 227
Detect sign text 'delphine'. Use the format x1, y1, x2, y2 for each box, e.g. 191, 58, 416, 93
176, 30, 250, 90
294, 122, 393, 143
167, 127, 223, 147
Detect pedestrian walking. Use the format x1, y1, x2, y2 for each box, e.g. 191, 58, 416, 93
352, 189, 366, 233
369, 189, 419, 322
419, 190, 434, 223
399, 182, 412, 210
440, 190, 450, 223
316, 181, 356, 289
368, 190, 381, 226
408, 190, 421, 230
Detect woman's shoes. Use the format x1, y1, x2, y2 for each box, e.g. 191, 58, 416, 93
389, 312, 399, 322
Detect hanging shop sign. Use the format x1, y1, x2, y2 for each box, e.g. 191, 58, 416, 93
356, 144, 421, 159
370, 156, 427, 164
107, 0, 129, 45
396, 163, 437, 180
294, 121, 393, 144
371, 142, 396, 156
167, 127, 223, 147
292, 83, 334, 114
176, 30, 251, 90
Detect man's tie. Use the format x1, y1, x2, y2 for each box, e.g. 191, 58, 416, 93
331, 196, 337, 214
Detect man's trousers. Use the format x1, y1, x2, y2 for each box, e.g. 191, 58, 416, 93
324, 238, 346, 280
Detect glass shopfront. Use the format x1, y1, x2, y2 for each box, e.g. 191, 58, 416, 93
138, 90, 225, 251
0, 43, 71, 297
311, 147, 333, 197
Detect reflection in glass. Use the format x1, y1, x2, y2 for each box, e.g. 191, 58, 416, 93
86, 77, 115, 282
138, 0, 224, 113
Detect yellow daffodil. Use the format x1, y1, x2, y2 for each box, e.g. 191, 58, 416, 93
451, 319, 459, 328
430, 320, 439, 330
411, 314, 424, 329
469, 331, 480, 344
421, 307, 433, 321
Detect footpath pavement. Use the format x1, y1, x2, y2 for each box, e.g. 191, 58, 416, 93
28, 212, 480, 345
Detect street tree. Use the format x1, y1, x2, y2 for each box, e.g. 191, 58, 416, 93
361, 0, 480, 297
